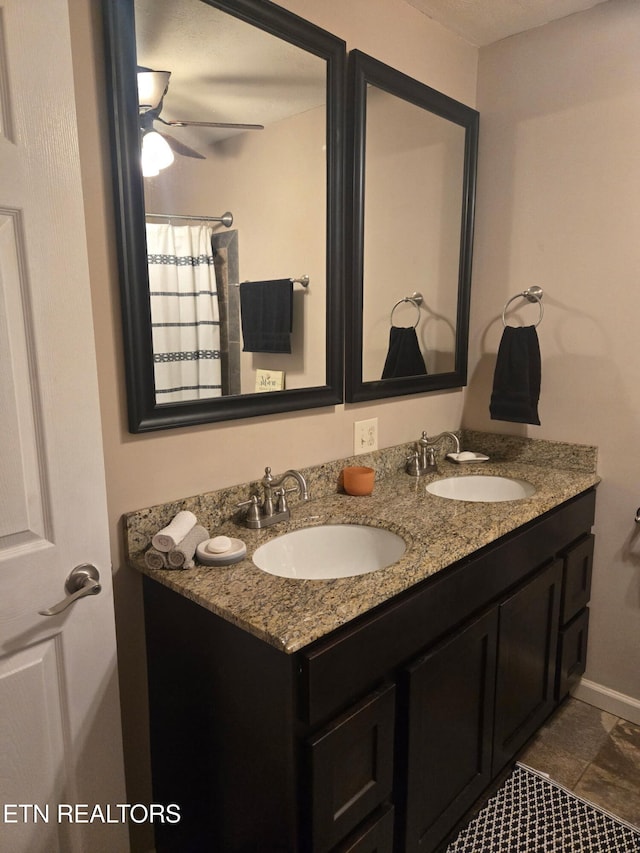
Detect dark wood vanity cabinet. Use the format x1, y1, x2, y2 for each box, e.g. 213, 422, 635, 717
143, 489, 596, 853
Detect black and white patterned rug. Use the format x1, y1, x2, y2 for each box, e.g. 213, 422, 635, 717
446, 763, 640, 852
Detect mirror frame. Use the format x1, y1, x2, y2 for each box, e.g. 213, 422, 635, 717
102, 0, 345, 432
345, 50, 478, 403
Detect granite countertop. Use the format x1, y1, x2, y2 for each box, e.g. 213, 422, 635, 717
125, 432, 599, 654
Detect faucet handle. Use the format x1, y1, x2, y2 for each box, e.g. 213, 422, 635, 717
275, 488, 289, 513
237, 496, 258, 507
237, 495, 261, 524
406, 451, 420, 476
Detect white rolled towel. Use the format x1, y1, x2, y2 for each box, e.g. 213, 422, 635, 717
167, 525, 209, 568
152, 510, 198, 552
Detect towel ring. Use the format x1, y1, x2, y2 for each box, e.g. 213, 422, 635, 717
390, 292, 423, 328
502, 286, 544, 328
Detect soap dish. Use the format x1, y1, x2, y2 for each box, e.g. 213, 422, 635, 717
196, 538, 247, 566
446, 451, 490, 464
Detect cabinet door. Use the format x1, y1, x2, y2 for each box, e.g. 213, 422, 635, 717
402, 608, 498, 853
492, 559, 562, 775
557, 607, 590, 700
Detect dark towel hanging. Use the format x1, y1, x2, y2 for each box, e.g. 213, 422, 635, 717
240, 279, 293, 354
381, 326, 427, 379
490, 325, 541, 425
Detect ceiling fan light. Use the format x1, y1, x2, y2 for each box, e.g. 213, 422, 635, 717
141, 160, 160, 178
137, 70, 171, 110
141, 131, 174, 176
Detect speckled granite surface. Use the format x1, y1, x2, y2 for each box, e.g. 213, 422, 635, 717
124, 432, 599, 654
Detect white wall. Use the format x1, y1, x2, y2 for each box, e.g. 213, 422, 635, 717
466, 0, 640, 718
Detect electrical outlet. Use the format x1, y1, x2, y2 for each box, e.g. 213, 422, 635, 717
354, 418, 378, 455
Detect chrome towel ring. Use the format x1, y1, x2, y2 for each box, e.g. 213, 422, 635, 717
390, 292, 423, 328
502, 286, 544, 328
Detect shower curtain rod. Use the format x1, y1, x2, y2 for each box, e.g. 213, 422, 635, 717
146, 211, 233, 228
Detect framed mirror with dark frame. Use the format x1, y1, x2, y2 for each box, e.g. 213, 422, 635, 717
102, 0, 345, 432
345, 50, 478, 403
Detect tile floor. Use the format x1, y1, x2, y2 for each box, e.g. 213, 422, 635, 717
438, 698, 640, 851
518, 697, 640, 828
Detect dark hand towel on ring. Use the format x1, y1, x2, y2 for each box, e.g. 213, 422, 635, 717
381, 326, 427, 379
490, 325, 541, 425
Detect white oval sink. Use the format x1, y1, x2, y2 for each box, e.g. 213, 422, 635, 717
426, 475, 536, 502
253, 524, 406, 580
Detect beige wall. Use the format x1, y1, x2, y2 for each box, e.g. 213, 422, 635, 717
70, 0, 640, 843
466, 0, 640, 714
69, 0, 477, 844
362, 89, 465, 379
145, 105, 328, 392
80, 0, 477, 511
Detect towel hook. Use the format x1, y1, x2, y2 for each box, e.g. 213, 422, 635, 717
502, 286, 544, 328
390, 292, 423, 328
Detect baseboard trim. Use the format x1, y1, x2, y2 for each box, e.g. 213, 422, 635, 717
571, 678, 640, 725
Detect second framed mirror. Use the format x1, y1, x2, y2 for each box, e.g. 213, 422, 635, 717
345, 50, 479, 403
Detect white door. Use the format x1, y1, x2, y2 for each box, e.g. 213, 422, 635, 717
0, 1, 128, 851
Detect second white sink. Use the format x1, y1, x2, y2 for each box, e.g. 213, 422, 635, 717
253, 524, 406, 580
426, 475, 536, 502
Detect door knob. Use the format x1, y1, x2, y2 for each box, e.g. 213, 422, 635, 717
39, 564, 101, 616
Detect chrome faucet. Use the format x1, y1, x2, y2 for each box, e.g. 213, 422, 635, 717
239, 467, 310, 529
406, 430, 461, 476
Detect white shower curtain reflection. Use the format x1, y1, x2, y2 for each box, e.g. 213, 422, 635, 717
146, 223, 222, 402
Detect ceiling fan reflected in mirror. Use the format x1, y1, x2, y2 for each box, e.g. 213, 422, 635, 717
137, 68, 264, 176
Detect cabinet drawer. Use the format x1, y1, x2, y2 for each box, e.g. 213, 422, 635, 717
306, 684, 395, 853
557, 607, 590, 700
334, 806, 394, 853
560, 534, 594, 624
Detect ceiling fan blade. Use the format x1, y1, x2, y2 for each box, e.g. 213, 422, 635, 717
158, 132, 206, 160
165, 119, 265, 131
